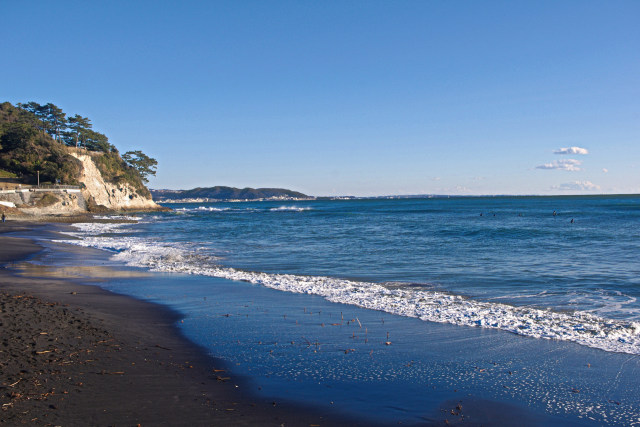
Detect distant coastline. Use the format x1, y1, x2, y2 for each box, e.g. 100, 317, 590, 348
151, 187, 640, 203
151, 186, 312, 203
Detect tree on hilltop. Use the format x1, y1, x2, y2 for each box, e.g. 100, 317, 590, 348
83, 128, 112, 152
17, 102, 67, 142
0, 102, 81, 185
3, 100, 157, 193
44, 103, 66, 143
65, 114, 92, 148
17, 102, 48, 136
122, 150, 157, 183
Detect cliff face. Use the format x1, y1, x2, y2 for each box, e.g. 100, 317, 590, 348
71, 153, 161, 211
1, 101, 163, 215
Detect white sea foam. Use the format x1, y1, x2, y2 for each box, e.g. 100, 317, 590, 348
64, 221, 130, 237
92, 214, 142, 221
56, 223, 640, 355
172, 206, 311, 213
175, 206, 232, 212
269, 206, 312, 212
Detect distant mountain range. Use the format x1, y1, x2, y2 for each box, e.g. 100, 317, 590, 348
151, 186, 310, 202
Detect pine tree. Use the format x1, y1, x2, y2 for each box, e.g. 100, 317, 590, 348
65, 114, 92, 148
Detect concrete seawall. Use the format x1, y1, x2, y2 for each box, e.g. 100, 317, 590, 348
0, 187, 86, 212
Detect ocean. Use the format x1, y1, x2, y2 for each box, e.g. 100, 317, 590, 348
51, 195, 640, 425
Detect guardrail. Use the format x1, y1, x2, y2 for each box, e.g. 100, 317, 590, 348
0, 185, 82, 194
34, 184, 81, 190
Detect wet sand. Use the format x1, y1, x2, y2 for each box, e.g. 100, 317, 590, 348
0, 222, 364, 426
6, 219, 634, 426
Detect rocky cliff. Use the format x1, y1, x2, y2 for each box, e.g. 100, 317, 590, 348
71, 153, 161, 212
0, 101, 163, 216
0, 154, 162, 216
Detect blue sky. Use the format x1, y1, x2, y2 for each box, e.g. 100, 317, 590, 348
3, 1, 638, 196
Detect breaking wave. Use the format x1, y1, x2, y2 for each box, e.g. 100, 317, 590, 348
172, 205, 311, 213
57, 221, 640, 355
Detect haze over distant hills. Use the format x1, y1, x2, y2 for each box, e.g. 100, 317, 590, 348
151, 187, 310, 202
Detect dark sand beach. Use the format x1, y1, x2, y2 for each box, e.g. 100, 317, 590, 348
0, 221, 364, 426
4, 219, 637, 427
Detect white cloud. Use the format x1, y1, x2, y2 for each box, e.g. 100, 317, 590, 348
437, 185, 471, 194
602, 168, 608, 173
554, 146, 589, 155
536, 159, 582, 171
551, 181, 601, 191
453, 185, 472, 193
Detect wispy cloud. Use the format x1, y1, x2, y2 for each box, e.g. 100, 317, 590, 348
453, 185, 472, 193
602, 168, 609, 173
438, 185, 471, 194
536, 159, 582, 171
552, 181, 600, 191
554, 146, 589, 155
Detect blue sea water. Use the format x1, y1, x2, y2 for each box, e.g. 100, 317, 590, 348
53, 195, 640, 425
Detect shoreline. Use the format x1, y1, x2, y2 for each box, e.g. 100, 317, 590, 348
4, 217, 639, 426
0, 222, 366, 426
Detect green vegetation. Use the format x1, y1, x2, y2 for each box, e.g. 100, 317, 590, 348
16, 101, 112, 151
122, 150, 157, 184
34, 193, 60, 208
0, 103, 82, 185
93, 151, 151, 198
0, 101, 156, 193
0, 169, 17, 178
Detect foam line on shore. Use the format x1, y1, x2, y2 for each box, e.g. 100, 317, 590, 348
0, 229, 359, 427
57, 222, 640, 356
